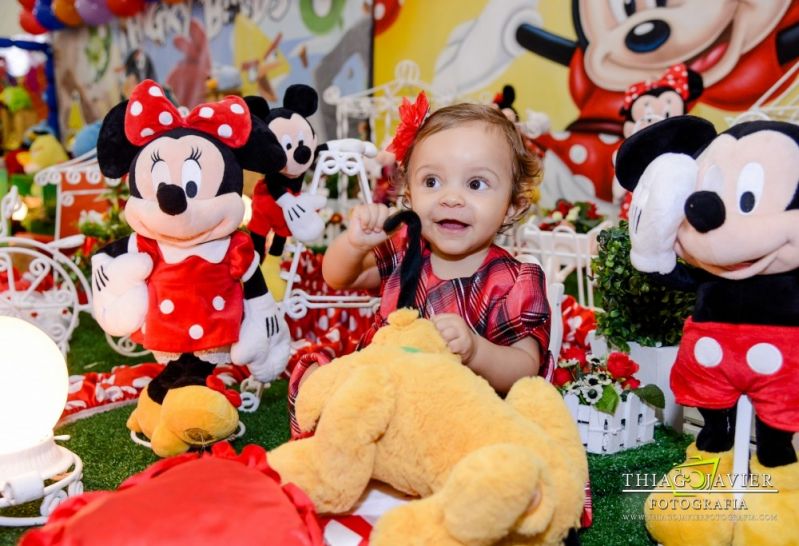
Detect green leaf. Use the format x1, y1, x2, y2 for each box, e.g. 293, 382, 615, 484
595, 385, 621, 415
632, 384, 666, 409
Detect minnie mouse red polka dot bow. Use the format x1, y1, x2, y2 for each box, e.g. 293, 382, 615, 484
622, 63, 690, 112
124, 80, 252, 149
388, 91, 430, 165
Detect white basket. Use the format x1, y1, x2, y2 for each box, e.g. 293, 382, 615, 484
563, 392, 656, 455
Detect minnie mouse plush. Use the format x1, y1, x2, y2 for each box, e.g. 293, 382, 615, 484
244, 85, 376, 299
92, 80, 291, 457
616, 116, 799, 546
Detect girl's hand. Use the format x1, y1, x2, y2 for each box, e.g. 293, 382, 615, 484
347, 203, 391, 251
432, 313, 477, 365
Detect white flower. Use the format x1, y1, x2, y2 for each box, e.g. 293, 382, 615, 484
595, 371, 613, 385
581, 385, 603, 405
551, 211, 563, 221
566, 206, 580, 222
559, 358, 580, 368
78, 209, 104, 227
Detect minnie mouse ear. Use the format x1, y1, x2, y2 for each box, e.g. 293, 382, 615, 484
244, 96, 270, 120
615, 115, 716, 192
501, 85, 516, 108
283, 84, 318, 118
97, 100, 142, 179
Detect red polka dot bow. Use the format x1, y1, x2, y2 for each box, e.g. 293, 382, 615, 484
622, 63, 690, 112
125, 80, 252, 149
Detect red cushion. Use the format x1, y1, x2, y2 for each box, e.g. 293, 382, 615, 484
20, 444, 323, 546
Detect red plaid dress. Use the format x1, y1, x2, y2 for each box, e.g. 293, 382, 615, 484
360, 227, 552, 378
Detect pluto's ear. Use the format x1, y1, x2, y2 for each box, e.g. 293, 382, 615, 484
283, 84, 318, 118
97, 101, 141, 179
615, 116, 716, 192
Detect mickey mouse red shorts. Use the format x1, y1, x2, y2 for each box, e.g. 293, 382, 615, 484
671, 318, 799, 432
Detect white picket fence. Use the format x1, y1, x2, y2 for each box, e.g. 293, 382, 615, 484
563, 392, 656, 455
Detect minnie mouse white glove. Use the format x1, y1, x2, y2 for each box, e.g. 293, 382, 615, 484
91, 252, 152, 336
628, 153, 697, 274
277, 192, 327, 243
231, 293, 290, 383
326, 138, 378, 158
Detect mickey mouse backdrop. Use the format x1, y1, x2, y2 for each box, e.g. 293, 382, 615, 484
375, 0, 799, 211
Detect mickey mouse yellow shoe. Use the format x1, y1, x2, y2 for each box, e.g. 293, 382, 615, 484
733, 455, 799, 546
645, 443, 735, 546
261, 254, 287, 301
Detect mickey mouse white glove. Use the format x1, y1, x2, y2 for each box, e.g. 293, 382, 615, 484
628, 153, 697, 274
91, 252, 152, 336
277, 192, 327, 243
326, 138, 378, 158
231, 293, 290, 383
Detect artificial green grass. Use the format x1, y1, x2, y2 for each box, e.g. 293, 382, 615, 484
1, 314, 693, 545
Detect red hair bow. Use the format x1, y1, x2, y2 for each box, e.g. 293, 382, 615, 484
206, 375, 242, 408
388, 91, 430, 165
622, 64, 690, 112
125, 80, 252, 149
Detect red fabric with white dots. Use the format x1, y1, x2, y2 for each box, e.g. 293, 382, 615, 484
672, 318, 799, 432
124, 79, 252, 148
130, 231, 254, 354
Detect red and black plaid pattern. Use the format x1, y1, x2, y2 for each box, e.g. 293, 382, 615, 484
364, 227, 552, 377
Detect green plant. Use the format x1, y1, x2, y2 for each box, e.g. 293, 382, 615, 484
592, 222, 695, 351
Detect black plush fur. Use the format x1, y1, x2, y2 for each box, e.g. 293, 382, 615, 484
383, 210, 424, 310
615, 116, 716, 192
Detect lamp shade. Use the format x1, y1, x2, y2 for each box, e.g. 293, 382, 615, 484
0, 317, 68, 455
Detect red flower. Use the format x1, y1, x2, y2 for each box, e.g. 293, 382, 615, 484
622, 377, 641, 390
606, 352, 639, 379
561, 346, 587, 366
585, 202, 600, 219
387, 91, 430, 165
553, 367, 574, 387
554, 199, 572, 215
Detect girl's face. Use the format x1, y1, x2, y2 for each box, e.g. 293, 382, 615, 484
407, 122, 516, 261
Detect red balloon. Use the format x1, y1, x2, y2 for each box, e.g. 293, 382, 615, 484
18, 0, 36, 10
19, 9, 47, 35
106, 0, 145, 17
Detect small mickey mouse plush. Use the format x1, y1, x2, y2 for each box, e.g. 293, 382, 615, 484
92, 80, 291, 457
492, 84, 518, 122
244, 85, 376, 299
616, 116, 799, 546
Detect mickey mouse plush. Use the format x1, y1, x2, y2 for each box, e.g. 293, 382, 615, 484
616, 116, 799, 545
244, 85, 377, 299
92, 79, 291, 457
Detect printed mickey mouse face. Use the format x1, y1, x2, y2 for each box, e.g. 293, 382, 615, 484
126, 133, 245, 248
676, 130, 799, 279
268, 114, 318, 178
578, 0, 790, 91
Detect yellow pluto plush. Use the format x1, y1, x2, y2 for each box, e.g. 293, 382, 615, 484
269, 309, 588, 546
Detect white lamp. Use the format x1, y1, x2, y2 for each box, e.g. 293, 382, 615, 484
0, 317, 83, 526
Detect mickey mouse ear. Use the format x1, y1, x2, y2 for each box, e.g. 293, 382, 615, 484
97, 100, 142, 179
615, 116, 716, 192
283, 84, 318, 118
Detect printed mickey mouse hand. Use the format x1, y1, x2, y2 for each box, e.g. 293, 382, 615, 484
91, 252, 153, 336
277, 192, 327, 243
231, 293, 290, 383
326, 138, 378, 158
628, 153, 697, 274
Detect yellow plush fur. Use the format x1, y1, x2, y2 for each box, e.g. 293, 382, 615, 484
126, 385, 239, 458
269, 309, 588, 546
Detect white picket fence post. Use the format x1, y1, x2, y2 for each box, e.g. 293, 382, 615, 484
563, 393, 656, 454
